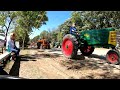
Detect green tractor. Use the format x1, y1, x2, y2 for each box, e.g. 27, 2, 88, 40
61, 28, 120, 65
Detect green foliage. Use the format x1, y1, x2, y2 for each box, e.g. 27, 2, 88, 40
39, 28, 58, 42
13, 26, 29, 47
11, 11, 48, 48
57, 31, 63, 43
0, 11, 18, 35
65, 11, 120, 31
39, 30, 49, 39
30, 35, 40, 43
71, 11, 83, 29
15, 11, 48, 33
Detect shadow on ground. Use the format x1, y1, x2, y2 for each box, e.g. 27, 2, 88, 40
60, 55, 120, 79
60, 53, 120, 79
20, 52, 63, 61
0, 67, 9, 75
9, 57, 21, 76
6, 52, 63, 77
20, 55, 37, 61
0, 57, 21, 77
79, 72, 120, 79
87, 54, 106, 60
71, 53, 106, 61
8, 55, 37, 77
1, 50, 119, 79
61, 55, 108, 71
47, 48, 61, 52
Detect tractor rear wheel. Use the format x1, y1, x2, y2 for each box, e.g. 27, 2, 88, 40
62, 34, 78, 59
80, 45, 94, 56
106, 49, 120, 65
37, 42, 41, 49
48, 44, 50, 49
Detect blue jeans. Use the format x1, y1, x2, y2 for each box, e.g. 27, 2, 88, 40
12, 48, 20, 56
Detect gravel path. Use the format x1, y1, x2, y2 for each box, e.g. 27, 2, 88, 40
17, 48, 120, 79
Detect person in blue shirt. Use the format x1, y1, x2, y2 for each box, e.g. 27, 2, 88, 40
6, 33, 20, 56
70, 23, 77, 35
70, 22, 80, 36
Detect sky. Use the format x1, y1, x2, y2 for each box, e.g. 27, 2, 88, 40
29, 11, 72, 39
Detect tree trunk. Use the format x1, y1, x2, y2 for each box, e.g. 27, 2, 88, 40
22, 38, 25, 50
4, 18, 13, 47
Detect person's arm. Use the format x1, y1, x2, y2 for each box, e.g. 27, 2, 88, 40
11, 48, 18, 52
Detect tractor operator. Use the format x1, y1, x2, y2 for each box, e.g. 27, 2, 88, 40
70, 23, 79, 36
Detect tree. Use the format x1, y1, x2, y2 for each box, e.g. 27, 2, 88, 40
57, 31, 63, 43
13, 25, 29, 48
39, 30, 49, 39
0, 11, 17, 46
13, 11, 48, 49
30, 35, 40, 43
16, 11, 48, 33
71, 11, 120, 30
71, 11, 83, 30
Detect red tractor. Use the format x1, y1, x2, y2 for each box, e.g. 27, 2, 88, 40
37, 38, 50, 49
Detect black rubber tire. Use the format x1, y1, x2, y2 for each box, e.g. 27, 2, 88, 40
106, 49, 120, 65
56, 45, 59, 48
62, 34, 78, 59
80, 45, 95, 56
48, 45, 50, 49
37, 42, 41, 49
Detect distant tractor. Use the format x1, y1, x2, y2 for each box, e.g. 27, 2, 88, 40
37, 38, 50, 49
62, 28, 120, 65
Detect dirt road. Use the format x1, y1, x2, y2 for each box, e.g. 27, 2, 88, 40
15, 48, 120, 79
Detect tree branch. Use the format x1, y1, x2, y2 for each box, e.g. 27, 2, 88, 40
5, 18, 13, 37
3, 25, 7, 30
4, 17, 13, 46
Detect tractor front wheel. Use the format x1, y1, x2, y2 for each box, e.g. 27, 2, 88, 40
106, 50, 120, 65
